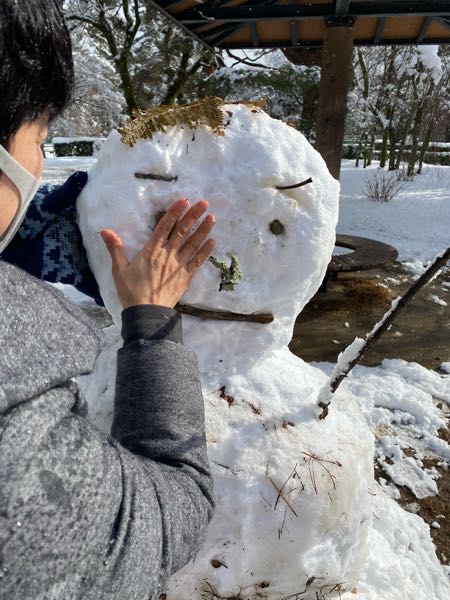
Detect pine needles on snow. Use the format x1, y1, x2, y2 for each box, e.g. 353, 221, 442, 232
119, 97, 225, 146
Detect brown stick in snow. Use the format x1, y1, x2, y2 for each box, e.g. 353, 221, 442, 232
318, 246, 450, 419
175, 303, 274, 324
276, 177, 313, 191
135, 172, 178, 182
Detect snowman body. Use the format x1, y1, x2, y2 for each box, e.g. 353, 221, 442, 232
77, 104, 375, 599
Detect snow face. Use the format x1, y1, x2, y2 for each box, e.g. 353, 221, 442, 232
78, 104, 339, 371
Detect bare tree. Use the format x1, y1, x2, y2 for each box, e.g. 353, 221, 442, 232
54, 26, 124, 135
64, 1, 218, 112
65, 0, 143, 115
348, 45, 449, 174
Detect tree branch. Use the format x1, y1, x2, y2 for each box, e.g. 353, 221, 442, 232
121, 0, 141, 55
226, 49, 271, 70
66, 15, 101, 29
122, 0, 133, 30
318, 246, 450, 419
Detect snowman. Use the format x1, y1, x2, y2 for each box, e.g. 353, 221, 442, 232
77, 100, 375, 599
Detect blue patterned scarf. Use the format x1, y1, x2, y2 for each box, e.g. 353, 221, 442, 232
1, 171, 102, 305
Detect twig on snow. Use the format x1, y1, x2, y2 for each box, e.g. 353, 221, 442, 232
318, 246, 450, 419
276, 177, 313, 191
175, 303, 274, 323
135, 172, 178, 182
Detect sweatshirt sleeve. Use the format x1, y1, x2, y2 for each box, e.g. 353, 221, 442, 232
107, 306, 214, 590
0, 269, 213, 599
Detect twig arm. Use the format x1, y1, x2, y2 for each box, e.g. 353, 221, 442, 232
318, 246, 450, 419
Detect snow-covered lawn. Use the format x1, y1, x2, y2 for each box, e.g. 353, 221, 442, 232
43, 155, 97, 185
338, 160, 450, 276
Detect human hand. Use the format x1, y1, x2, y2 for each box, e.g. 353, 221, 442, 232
100, 198, 216, 309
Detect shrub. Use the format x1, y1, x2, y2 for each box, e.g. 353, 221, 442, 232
52, 137, 105, 157
362, 168, 406, 202
342, 144, 358, 159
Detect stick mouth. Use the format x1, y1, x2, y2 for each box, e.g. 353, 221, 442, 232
176, 303, 273, 324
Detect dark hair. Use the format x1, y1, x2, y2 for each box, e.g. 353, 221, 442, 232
0, 0, 74, 149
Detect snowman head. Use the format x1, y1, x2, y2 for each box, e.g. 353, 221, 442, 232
78, 100, 339, 358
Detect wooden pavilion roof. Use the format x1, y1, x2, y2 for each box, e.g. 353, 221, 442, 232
149, 0, 450, 49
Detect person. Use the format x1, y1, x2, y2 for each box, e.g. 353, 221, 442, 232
0, 1, 216, 598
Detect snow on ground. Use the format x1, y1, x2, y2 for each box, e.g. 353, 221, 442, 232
313, 359, 450, 599
314, 359, 450, 500
43, 156, 97, 185
339, 160, 450, 276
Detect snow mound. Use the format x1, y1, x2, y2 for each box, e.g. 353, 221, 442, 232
344, 484, 449, 600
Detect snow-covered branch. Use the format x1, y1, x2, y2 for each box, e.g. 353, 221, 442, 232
318, 246, 450, 419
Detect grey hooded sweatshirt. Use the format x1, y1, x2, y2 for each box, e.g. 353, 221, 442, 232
0, 260, 214, 599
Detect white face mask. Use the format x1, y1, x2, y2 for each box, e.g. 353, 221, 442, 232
0, 144, 41, 253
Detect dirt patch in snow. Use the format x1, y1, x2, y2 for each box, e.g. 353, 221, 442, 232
290, 261, 450, 371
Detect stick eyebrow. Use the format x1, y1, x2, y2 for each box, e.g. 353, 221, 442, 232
276, 177, 313, 191
135, 172, 178, 182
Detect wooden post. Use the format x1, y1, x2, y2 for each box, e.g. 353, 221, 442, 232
315, 22, 354, 180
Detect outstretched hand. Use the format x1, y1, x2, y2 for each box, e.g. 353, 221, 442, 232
100, 198, 216, 309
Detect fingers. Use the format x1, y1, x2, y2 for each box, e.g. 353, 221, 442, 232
178, 213, 216, 262
165, 200, 210, 252
147, 198, 190, 251
100, 229, 129, 275
187, 238, 216, 274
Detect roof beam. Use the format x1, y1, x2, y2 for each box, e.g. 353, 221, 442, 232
197, 0, 279, 46
176, 2, 450, 25
222, 36, 450, 49
374, 16, 386, 43
156, 0, 186, 8
289, 0, 299, 45
436, 16, 450, 29
335, 1, 351, 17
290, 20, 299, 46
148, 0, 214, 51
417, 16, 433, 42
251, 22, 259, 47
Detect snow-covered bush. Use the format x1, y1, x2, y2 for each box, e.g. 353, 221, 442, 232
204, 51, 320, 140
363, 168, 406, 202
52, 27, 125, 136
53, 137, 104, 157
